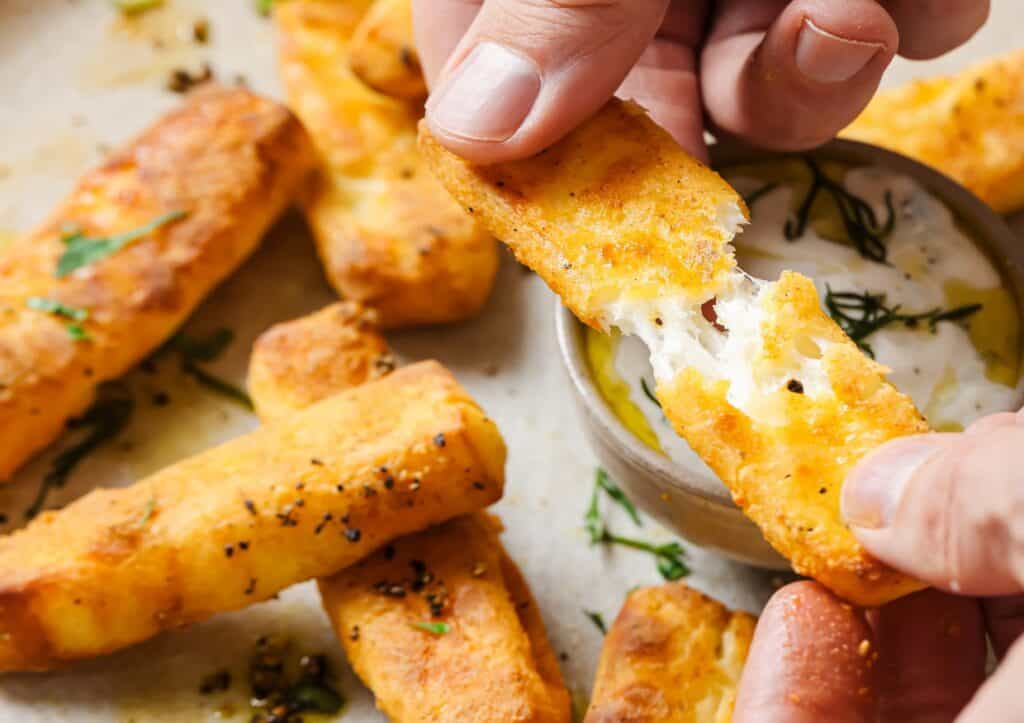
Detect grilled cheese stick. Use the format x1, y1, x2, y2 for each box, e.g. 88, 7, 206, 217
843, 49, 1024, 214
348, 0, 426, 100
0, 85, 315, 482
276, 0, 497, 328
249, 306, 571, 723
420, 100, 928, 607
585, 583, 754, 723
0, 362, 505, 671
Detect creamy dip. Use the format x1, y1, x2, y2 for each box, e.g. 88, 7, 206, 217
586, 159, 1021, 473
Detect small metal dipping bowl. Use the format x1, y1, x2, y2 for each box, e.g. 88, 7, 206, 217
556, 139, 1024, 570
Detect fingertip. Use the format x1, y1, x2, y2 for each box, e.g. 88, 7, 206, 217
734, 582, 876, 723
703, 0, 897, 149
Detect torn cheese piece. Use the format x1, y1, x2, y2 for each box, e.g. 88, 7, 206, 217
420, 99, 929, 607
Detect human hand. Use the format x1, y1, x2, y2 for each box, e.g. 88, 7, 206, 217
414, 0, 989, 164
733, 411, 1024, 722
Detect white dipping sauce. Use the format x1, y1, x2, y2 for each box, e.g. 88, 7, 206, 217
599, 164, 1021, 473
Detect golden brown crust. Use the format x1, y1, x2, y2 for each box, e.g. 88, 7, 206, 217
249, 306, 570, 722
658, 274, 928, 606
248, 301, 395, 420
0, 362, 505, 671
277, 0, 498, 328
585, 583, 755, 723
418, 100, 743, 330
0, 85, 315, 482
319, 513, 571, 723
420, 100, 928, 606
348, 0, 426, 100
842, 49, 1024, 214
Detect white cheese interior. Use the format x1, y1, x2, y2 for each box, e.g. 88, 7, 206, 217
605, 202, 834, 422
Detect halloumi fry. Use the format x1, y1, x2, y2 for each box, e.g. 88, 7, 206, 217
249, 305, 572, 722
585, 583, 755, 723
0, 85, 315, 482
348, 0, 426, 100
320, 514, 571, 723
248, 301, 395, 420
276, 0, 498, 328
843, 49, 1024, 214
0, 361, 505, 671
420, 100, 928, 607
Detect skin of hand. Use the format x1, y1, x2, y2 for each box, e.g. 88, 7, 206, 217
414, 0, 990, 164
733, 410, 1024, 722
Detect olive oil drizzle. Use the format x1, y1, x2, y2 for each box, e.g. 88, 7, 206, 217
825, 286, 983, 358
782, 157, 895, 264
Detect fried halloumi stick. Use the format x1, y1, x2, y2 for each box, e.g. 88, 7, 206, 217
249, 305, 572, 722
420, 100, 928, 607
248, 301, 396, 421
585, 583, 755, 723
0, 362, 505, 671
843, 49, 1024, 214
0, 85, 315, 482
348, 0, 426, 100
276, 0, 498, 328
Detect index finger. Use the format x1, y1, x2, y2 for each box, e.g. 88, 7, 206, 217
733, 581, 877, 723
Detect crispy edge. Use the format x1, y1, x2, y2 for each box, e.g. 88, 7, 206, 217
658, 273, 928, 606
248, 301, 395, 421
276, 0, 498, 328
0, 84, 316, 481
418, 99, 745, 329
842, 49, 1024, 214
585, 583, 755, 723
348, 0, 426, 100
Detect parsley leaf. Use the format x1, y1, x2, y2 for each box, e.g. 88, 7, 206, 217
26, 296, 88, 321
160, 329, 254, 409
56, 210, 187, 278
26, 386, 134, 519
409, 621, 450, 635
255, 0, 275, 16
584, 468, 690, 581
583, 610, 606, 635
596, 467, 641, 526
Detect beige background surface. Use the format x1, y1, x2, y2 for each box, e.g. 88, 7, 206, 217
0, 2, 1020, 720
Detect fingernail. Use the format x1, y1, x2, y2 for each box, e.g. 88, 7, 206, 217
841, 437, 943, 529
426, 42, 541, 142
795, 18, 884, 84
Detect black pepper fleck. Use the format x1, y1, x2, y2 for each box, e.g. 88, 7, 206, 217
433, 433, 446, 448
224, 544, 234, 558
786, 379, 805, 394
344, 527, 362, 542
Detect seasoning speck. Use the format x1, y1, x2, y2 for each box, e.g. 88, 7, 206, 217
433, 433, 446, 448
786, 379, 805, 394
344, 527, 361, 542
224, 544, 234, 558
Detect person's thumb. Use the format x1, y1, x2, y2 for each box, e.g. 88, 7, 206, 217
842, 414, 1024, 596
421, 0, 669, 164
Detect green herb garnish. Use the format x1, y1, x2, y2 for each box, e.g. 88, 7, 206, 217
743, 182, 779, 210
825, 287, 983, 358
639, 377, 661, 409
583, 610, 607, 635
596, 467, 641, 526
255, 0, 275, 16
26, 296, 87, 320
26, 297, 91, 340
56, 210, 187, 278
409, 621, 450, 635
163, 329, 254, 409
785, 157, 895, 264
26, 386, 134, 519
112, 0, 163, 14
585, 469, 689, 581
